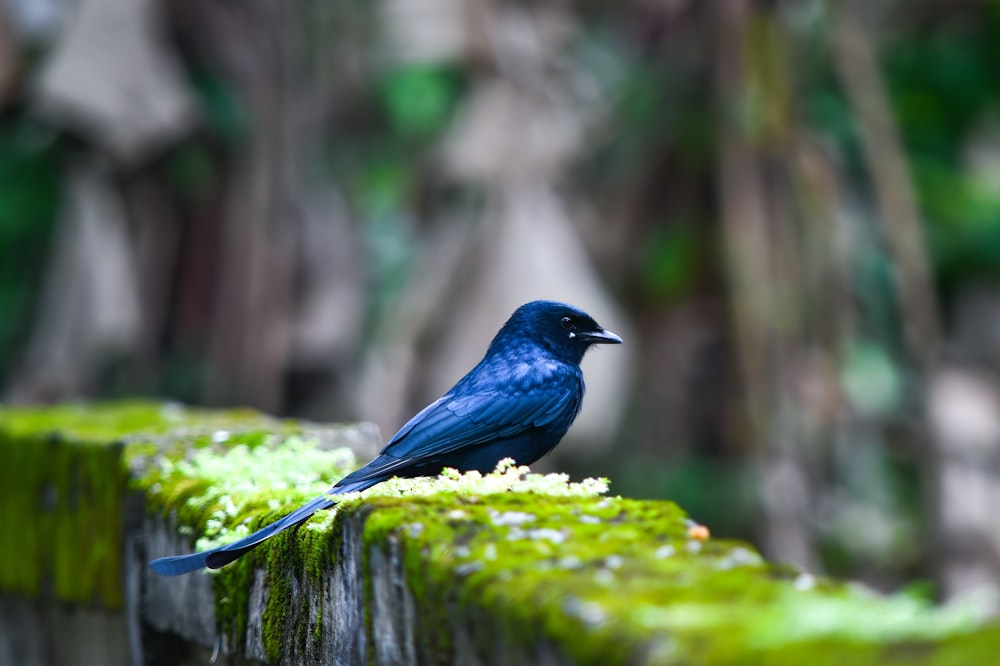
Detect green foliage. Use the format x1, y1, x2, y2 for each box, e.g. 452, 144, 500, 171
0, 401, 310, 607
188, 70, 250, 145
885, 30, 998, 160
881, 15, 1000, 286
378, 64, 463, 140
641, 226, 701, 301
798, 9, 1000, 294
357, 157, 417, 308
0, 117, 65, 381
839, 341, 902, 417
165, 142, 218, 203
358, 158, 410, 217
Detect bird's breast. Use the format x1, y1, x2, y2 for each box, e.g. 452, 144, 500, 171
509, 359, 563, 382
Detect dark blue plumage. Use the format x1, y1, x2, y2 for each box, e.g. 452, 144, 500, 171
150, 300, 621, 576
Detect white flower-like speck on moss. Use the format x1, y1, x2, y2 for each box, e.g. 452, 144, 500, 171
174, 443, 610, 555
359, 457, 610, 500
489, 510, 536, 526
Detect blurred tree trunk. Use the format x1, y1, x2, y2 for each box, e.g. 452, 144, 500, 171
7, 159, 140, 401
715, 0, 819, 571
713, 0, 897, 574
831, 1, 998, 604
9, 0, 365, 414
830, 2, 940, 366
179, 0, 302, 412
170, 0, 364, 414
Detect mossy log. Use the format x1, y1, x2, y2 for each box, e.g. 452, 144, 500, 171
0, 402, 997, 665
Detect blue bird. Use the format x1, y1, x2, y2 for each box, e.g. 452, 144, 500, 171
150, 300, 622, 575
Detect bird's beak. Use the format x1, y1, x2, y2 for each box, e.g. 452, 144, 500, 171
582, 328, 623, 345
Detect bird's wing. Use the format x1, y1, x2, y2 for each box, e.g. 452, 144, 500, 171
379, 368, 582, 462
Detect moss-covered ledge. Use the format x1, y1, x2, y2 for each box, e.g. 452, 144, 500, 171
0, 401, 379, 665
2, 402, 999, 665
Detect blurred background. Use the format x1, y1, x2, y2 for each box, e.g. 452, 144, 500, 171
1, 0, 999, 609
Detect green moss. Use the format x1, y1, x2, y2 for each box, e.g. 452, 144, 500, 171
129, 428, 371, 658
262, 531, 296, 662
0, 400, 271, 443
133, 438, 1000, 663
0, 432, 48, 598
254, 520, 338, 662
349, 487, 995, 665
137, 435, 358, 551
0, 400, 353, 611
0, 429, 126, 606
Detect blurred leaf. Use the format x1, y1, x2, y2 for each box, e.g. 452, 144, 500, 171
839, 341, 901, 417
913, 153, 1000, 284
166, 142, 217, 202
189, 70, 249, 145
356, 157, 415, 305
358, 158, 408, 216
899, 579, 937, 604
0, 117, 65, 379
608, 455, 755, 539
156, 350, 209, 404
0, 122, 63, 240
379, 64, 462, 140
617, 62, 670, 130
885, 33, 995, 159
642, 225, 700, 300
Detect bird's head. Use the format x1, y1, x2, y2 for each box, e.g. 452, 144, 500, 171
490, 300, 623, 365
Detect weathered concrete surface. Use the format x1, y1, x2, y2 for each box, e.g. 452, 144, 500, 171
0, 597, 129, 666
136, 513, 219, 652
136, 502, 583, 666
136, 507, 371, 665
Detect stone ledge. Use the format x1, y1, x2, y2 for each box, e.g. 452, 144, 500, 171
1, 402, 998, 665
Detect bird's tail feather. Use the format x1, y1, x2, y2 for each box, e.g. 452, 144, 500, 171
149, 469, 387, 576
151, 489, 344, 576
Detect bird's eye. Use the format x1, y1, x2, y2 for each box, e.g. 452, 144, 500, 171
560, 316, 575, 330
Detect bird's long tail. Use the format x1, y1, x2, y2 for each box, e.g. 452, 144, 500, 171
148, 475, 377, 576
